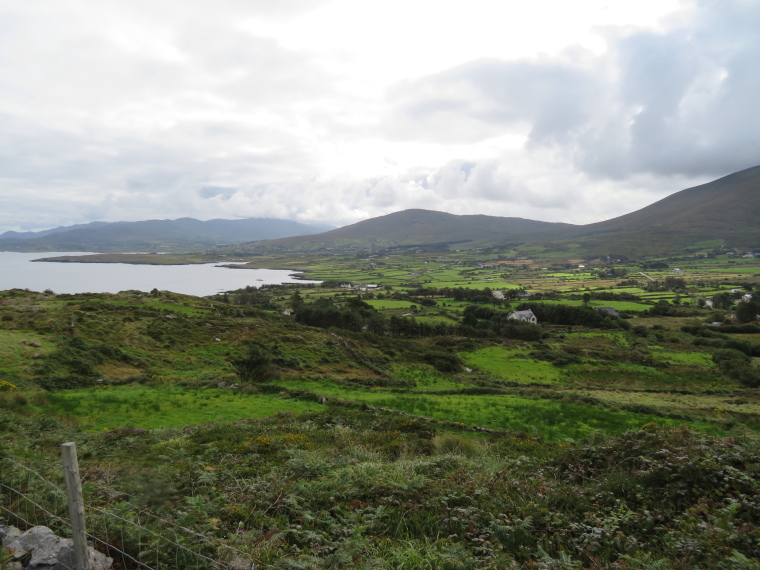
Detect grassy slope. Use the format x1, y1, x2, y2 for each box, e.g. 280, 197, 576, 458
2, 279, 760, 568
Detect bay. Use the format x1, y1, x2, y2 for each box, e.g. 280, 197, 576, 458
0, 252, 319, 296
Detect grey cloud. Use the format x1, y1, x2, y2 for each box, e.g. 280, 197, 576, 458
386, 0, 760, 180
575, 1, 760, 179
386, 59, 601, 144
199, 186, 236, 200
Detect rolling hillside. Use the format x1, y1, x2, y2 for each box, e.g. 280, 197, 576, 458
0, 217, 332, 252
5, 165, 758, 257
543, 165, 760, 255
247, 209, 576, 251
243, 165, 760, 257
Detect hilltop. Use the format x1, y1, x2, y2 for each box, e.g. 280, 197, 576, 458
3, 165, 759, 259
250, 209, 575, 251
0, 217, 332, 252
241, 165, 760, 257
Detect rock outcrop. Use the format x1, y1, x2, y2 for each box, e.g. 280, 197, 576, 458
1, 525, 112, 570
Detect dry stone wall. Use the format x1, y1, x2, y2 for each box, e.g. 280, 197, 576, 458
1, 525, 112, 570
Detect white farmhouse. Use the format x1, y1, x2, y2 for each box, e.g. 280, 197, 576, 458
507, 309, 537, 324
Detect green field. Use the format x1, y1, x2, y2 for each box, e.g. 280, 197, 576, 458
1, 249, 760, 569
26, 384, 323, 429
459, 346, 564, 384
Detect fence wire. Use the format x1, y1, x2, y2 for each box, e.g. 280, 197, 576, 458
0, 456, 256, 570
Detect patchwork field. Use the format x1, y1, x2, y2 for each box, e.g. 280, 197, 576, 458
1, 249, 759, 568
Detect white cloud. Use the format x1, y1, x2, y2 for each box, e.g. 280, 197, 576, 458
0, 0, 758, 234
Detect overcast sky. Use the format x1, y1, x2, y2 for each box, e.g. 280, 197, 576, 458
1, 0, 759, 233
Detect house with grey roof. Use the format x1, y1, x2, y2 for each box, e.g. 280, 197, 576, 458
507, 309, 537, 324
597, 307, 620, 317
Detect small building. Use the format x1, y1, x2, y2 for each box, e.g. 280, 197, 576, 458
597, 307, 620, 317
508, 309, 537, 324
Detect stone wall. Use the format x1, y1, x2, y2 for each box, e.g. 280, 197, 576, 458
0, 525, 112, 570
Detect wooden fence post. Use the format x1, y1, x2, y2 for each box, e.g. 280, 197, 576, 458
62, 442, 89, 570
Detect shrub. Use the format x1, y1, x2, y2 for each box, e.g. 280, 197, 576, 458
422, 350, 463, 373
712, 348, 751, 366
435, 434, 482, 457
229, 343, 276, 383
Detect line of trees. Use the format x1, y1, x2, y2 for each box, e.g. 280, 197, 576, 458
516, 303, 631, 330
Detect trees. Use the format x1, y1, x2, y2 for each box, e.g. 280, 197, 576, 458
230, 343, 275, 383
711, 292, 734, 310
713, 347, 760, 388
736, 300, 760, 324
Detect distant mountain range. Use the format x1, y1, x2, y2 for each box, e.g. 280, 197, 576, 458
3, 165, 758, 257
0, 218, 333, 252
242, 165, 760, 257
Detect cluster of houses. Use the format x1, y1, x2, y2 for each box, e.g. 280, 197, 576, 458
340, 283, 381, 292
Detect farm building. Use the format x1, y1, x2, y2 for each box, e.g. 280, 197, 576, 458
597, 307, 620, 317
508, 309, 537, 324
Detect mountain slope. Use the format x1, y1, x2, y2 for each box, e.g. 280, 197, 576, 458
537, 165, 760, 255
0, 218, 332, 252
245, 166, 760, 257
250, 209, 576, 250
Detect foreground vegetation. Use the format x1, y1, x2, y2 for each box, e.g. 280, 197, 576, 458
1, 247, 759, 568
2, 404, 759, 568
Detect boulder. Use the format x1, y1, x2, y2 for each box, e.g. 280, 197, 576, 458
6, 526, 57, 555
1, 526, 22, 546
0, 526, 112, 570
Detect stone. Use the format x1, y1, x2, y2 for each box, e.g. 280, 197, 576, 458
6, 526, 56, 554
25, 531, 62, 567
1, 526, 22, 546
86, 546, 113, 570
52, 538, 76, 570
0, 526, 111, 570
228, 556, 255, 570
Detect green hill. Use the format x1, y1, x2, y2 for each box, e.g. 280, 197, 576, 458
243, 165, 760, 257
540, 165, 760, 256
248, 209, 576, 251
0, 217, 332, 252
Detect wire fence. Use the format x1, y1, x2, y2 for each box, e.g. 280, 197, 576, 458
0, 456, 255, 570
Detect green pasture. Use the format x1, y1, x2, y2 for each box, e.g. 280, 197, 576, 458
411, 314, 460, 326
365, 299, 417, 310
0, 330, 55, 383
523, 299, 651, 312
727, 334, 760, 346
459, 346, 564, 384
27, 384, 323, 429
278, 379, 721, 440
704, 266, 760, 274
392, 365, 468, 391
287, 382, 719, 441
363, 393, 723, 440
566, 388, 760, 425
649, 347, 713, 366
567, 361, 721, 389
424, 279, 520, 289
